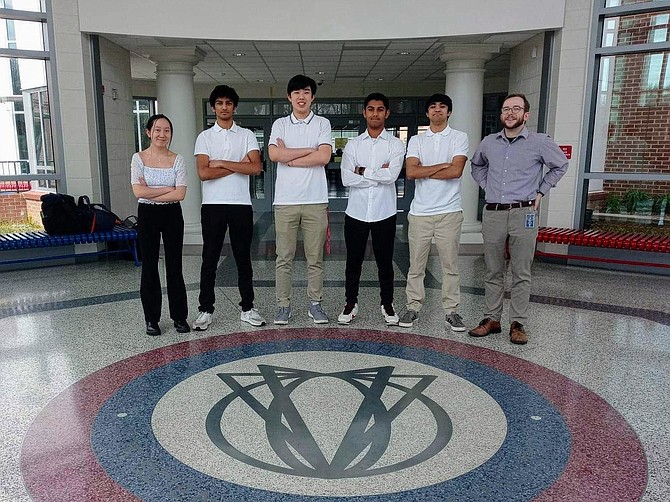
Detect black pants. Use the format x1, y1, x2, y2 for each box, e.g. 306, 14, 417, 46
137, 202, 188, 323
198, 204, 255, 313
344, 214, 396, 305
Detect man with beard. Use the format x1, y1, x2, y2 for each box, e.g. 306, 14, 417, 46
469, 93, 568, 344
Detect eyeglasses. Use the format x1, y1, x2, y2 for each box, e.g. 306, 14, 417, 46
501, 106, 526, 114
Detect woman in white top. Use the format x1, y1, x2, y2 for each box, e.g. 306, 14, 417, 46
131, 114, 189, 336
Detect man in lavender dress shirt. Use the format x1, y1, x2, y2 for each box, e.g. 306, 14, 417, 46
469, 94, 568, 344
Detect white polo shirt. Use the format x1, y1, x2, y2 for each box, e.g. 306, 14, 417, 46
194, 122, 259, 205
341, 129, 406, 222
406, 126, 469, 216
269, 112, 332, 205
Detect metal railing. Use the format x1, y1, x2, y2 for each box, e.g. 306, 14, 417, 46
0, 160, 32, 192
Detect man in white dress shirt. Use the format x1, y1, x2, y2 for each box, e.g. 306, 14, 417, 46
268, 75, 333, 325
398, 93, 470, 332
338, 93, 405, 325
192, 85, 266, 331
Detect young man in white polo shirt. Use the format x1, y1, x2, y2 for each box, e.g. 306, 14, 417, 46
268, 75, 332, 325
192, 85, 266, 330
338, 92, 405, 325
398, 93, 469, 332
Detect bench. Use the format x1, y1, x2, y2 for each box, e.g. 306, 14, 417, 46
0, 180, 31, 192
0, 224, 140, 267
536, 226, 670, 270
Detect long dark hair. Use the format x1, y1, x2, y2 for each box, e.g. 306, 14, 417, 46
145, 114, 174, 147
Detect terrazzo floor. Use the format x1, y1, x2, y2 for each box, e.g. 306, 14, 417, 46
1, 213, 668, 501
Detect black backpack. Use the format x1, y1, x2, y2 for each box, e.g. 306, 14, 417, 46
77, 195, 121, 233
40, 193, 81, 235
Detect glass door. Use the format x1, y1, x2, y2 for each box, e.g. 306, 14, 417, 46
328, 117, 363, 212
235, 117, 273, 212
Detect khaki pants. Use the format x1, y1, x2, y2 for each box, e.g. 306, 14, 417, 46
275, 203, 328, 306
405, 211, 463, 313
482, 207, 538, 325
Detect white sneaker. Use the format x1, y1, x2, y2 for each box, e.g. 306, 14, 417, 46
381, 304, 399, 325
241, 308, 266, 327
193, 311, 213, 331
337, 302, 358, 324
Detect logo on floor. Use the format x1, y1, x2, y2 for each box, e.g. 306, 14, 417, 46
206, 364, 451, 478
21, 328, 648, 502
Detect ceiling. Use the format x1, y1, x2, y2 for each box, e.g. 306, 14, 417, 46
103, 32, 542, 85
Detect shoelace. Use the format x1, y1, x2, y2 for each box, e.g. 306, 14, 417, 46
312, 303, 326, 315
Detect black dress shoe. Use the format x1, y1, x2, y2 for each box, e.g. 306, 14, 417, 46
146, 321, 161, 336
174, 320, 191, 333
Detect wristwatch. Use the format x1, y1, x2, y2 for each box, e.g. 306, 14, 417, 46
356, 166, 366, 175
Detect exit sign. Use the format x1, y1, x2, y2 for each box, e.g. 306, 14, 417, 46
559, 145, 572, 159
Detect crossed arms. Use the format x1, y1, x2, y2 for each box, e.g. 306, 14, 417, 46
196, 150, 262, 181
405, 155, 468, 180
268, 138, 331, 167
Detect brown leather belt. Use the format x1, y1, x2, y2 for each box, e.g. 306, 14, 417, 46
485, 200, 534, 210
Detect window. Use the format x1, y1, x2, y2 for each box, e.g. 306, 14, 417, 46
132, 98, 156, 152
581, 1, 670, 234
1, 0, 58, 197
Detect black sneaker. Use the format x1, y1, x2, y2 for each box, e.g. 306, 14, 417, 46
174, 320, 191, 333
146, 321, 161, 336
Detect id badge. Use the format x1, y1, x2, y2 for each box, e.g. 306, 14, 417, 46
525, 212, 536, 229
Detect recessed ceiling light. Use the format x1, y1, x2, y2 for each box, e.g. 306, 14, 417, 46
233, 52, 245, 57
377, 78, 384, 81
220, 72, 226, 76
316, 71, 325, 75
397, 51, 410, 55
257, 79, 264, 82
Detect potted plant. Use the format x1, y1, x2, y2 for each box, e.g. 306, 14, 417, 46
604, 194, 622, 213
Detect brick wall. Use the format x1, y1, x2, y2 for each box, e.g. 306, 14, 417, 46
603, 12, 670, 200
0, 193, 27, 223
0, 191, 45, 228
23, 191, 45, 228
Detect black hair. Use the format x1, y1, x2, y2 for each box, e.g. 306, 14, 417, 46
364, 92, 389, 110
425, 93, 453, 113
287, 74, 317, 95
209, 84, 240, 108
503, 93, 530, 112
145, 114, 173, 146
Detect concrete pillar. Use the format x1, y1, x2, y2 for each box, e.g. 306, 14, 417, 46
440, 44, 500, 243
142, 47, 205, 244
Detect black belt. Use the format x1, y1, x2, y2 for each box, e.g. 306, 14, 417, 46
485, 200, 534, 211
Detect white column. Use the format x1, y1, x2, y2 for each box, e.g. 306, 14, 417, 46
142, 47, 205, 245
440, 44, 500, 243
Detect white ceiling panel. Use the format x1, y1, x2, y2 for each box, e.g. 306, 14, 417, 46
104, 33, 529, 85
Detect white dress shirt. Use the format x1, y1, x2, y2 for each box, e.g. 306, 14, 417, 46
341, 129, 405, 222
194, 122, 259, 205
406, 125, 469, 216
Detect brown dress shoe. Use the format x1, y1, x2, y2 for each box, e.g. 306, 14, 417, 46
468, 318, 502, 337
509, 321, 529, 345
